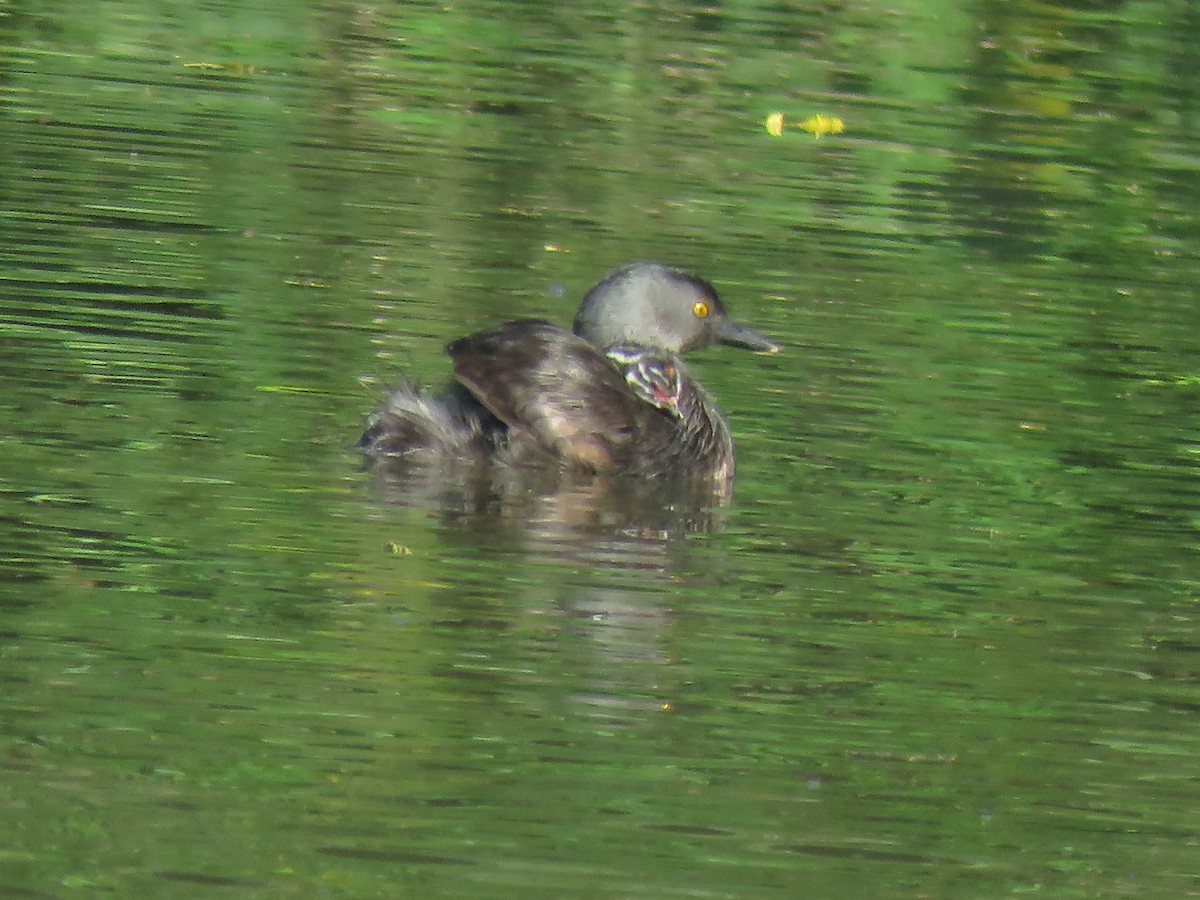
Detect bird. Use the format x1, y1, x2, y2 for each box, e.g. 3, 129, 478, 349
359, 262, 778, 492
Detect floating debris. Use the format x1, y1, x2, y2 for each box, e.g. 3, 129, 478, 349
765, 112, 844, 139
799, 114, 844, 139
183, 62, 262, 76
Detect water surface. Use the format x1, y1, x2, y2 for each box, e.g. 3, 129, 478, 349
2, 1, 1198, 897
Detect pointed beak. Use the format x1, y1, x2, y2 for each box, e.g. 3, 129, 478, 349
713, 317, 781, 354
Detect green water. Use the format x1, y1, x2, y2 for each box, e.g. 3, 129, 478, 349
2, 1, 1198, 897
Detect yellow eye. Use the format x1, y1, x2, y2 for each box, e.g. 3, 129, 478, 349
692, 301, 709, 319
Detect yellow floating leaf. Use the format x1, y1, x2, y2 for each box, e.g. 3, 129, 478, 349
799, 114, 845, 139
764, 112, 784, 137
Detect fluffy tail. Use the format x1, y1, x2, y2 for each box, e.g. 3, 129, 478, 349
359, 382, 502, 457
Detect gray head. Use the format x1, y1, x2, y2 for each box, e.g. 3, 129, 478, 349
572, 263, 780, 355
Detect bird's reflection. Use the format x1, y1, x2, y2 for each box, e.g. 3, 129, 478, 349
364, 453, 730, 547
363, 455, 730, 724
